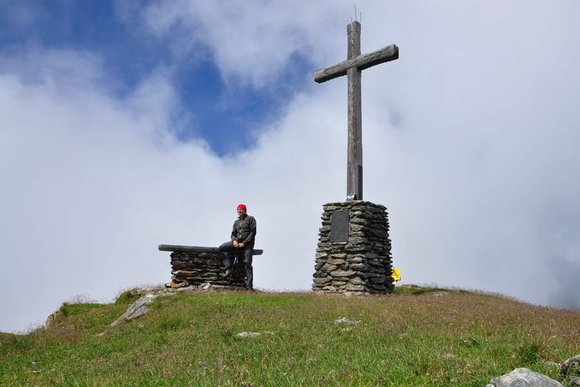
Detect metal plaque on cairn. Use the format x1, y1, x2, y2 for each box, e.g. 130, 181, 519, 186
330, 209, 350, 243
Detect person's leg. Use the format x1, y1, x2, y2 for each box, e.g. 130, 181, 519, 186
218, 241, 235, 275
242, 246, 253, 290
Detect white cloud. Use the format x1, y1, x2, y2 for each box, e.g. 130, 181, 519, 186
0, 46, 228, 332
2, 1, 580, 332
363, 1, 580, 303
134, 0, 355, 88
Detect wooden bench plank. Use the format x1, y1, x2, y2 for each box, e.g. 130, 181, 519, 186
158, 244, 263, 255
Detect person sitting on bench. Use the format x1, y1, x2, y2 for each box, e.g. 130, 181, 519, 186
219, 203, 257, 290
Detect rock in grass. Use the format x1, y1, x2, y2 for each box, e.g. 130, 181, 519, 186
562, 355, 580, 379
487, 368, 563, 387
236, 332, 261, 338
111, 294, 157, 327
334, 317, 361, 325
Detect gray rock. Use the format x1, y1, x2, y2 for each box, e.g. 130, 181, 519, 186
344, 245, 366, 253
313, 277, 332, 285
562, 355, 580, 379
327, 258, 347, 265
349, 263, 369, 271
345, 284, 365, 292
334, 317, 361, 325
322, 263, 338, 272
348, 256, 364, 263
111, 294, 157, 327
331, 253, 348, 258
487, 368, 563, 387
331, 270, 356, 277
368, 275, 386, 284
236, 332, 261, 338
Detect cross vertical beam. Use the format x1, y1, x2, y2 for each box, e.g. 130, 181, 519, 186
347, 21, 363, 200
314, 21, 399, 201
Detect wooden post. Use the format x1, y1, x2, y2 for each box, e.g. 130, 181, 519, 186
314, 21, 399, 201
347, 21, 363, 200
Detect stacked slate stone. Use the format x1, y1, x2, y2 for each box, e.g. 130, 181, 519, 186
170, 251, 246, 288
313, 201, 394, 293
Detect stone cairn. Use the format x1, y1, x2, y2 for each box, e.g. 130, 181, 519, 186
158, 245, 263, 289
313, 201, 394, 293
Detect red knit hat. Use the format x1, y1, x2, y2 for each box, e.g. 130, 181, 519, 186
237, 203, 247, 211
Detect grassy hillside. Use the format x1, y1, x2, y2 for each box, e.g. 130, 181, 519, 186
1, 286, 579, 385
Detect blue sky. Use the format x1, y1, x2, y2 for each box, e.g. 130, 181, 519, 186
0, 0, 312, 155
1, 1, 580, 333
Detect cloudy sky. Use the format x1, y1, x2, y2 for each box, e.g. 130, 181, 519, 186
1, 1, 579, 333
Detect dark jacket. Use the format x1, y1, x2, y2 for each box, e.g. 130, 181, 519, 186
230, 215, 256, 245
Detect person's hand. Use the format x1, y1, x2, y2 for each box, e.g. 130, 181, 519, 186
233, 240, 239, 248
238, 242, 245, 248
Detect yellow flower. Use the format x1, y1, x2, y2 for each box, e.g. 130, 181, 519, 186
391, 267, 401, 282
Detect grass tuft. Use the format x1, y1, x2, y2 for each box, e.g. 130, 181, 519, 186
517, 342, 542, 365
115, 288, 142, 305
158, 316, 183, 331
394, 284, 448, 295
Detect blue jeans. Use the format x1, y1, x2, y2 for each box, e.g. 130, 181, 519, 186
219, 241, 253, 289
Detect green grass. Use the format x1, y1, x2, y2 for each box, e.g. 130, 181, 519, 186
1, 286, 579, 386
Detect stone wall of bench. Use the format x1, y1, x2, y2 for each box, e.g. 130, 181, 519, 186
159, 245, 262, 289
170, 251, 245, 287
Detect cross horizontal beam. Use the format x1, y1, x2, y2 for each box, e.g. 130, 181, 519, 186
314, 44, 399, 83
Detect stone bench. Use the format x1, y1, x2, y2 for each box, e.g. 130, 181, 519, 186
158, 244, 263, 288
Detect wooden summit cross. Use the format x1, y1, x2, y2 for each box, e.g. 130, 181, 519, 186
315, 21, 399, 200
